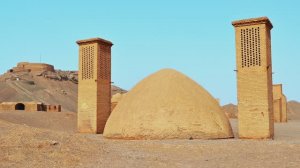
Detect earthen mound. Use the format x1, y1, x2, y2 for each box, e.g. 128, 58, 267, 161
103, 69, 234, 139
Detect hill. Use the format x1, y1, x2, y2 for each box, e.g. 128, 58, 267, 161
222, 103, 238, 118
287, 101, 300, 120
0, 63, 126, 112
222, 101, 300, 120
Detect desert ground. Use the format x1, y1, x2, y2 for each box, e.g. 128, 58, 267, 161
1, 67, 299, 167
0, 111, 299, 168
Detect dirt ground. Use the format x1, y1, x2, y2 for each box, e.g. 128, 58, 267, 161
0, 111, 299, 168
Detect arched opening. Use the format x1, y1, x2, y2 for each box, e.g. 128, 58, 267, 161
15, 103, 25, 110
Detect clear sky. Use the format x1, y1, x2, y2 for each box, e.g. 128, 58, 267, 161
0, 0, 299, 104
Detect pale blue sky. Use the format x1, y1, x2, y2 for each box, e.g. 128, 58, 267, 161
0, 0, 299, 104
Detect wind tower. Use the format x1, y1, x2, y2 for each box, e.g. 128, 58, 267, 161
273, 84, 288, 123
232, 17, 274, 139
77, 38, 113, 133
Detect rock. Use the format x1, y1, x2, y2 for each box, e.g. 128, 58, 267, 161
49, 140, 59, 146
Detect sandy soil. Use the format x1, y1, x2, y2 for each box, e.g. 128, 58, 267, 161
0, 111, 76, 133
0, 111, 299, 168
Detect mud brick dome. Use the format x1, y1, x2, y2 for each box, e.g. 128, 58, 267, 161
103, 69, 234, 139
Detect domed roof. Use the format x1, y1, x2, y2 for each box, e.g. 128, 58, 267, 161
104, 69, 233, 139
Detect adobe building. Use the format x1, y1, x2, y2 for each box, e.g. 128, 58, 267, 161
111, 93, 125, 112
273, 84, 287, 122
232, 17, 274, 139
0, 102, 61, 112
0, 102, 43, 111
77, 38, 113, 134
9, 62, 55, 73
44, 104, 62, 112
281, 94, 287, 122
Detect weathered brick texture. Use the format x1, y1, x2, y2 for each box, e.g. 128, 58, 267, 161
232, 17, 274, 139
273, 84, 287, 123
77, 38, 112, 134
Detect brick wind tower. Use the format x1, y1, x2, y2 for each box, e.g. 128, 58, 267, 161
77, 38, 113, 133
232, 17, 274, 139
273, 84, 283, 123
273, 84, 288, 123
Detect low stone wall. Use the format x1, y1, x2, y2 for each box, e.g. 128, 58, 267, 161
43, 104, 61, 112
0, 102, 61, 112
0, 103, 15, 111
0, 102, 42, 112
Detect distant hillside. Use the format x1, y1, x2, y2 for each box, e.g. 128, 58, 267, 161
287, 101, 300, 120
222, 104, 237, 119
0, 63, 126, 112
222, 101, 300, 120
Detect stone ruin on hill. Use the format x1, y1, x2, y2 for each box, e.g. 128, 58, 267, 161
9, 62, 55, 73
37, 70, 79, 84
1, 62, 79, 84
